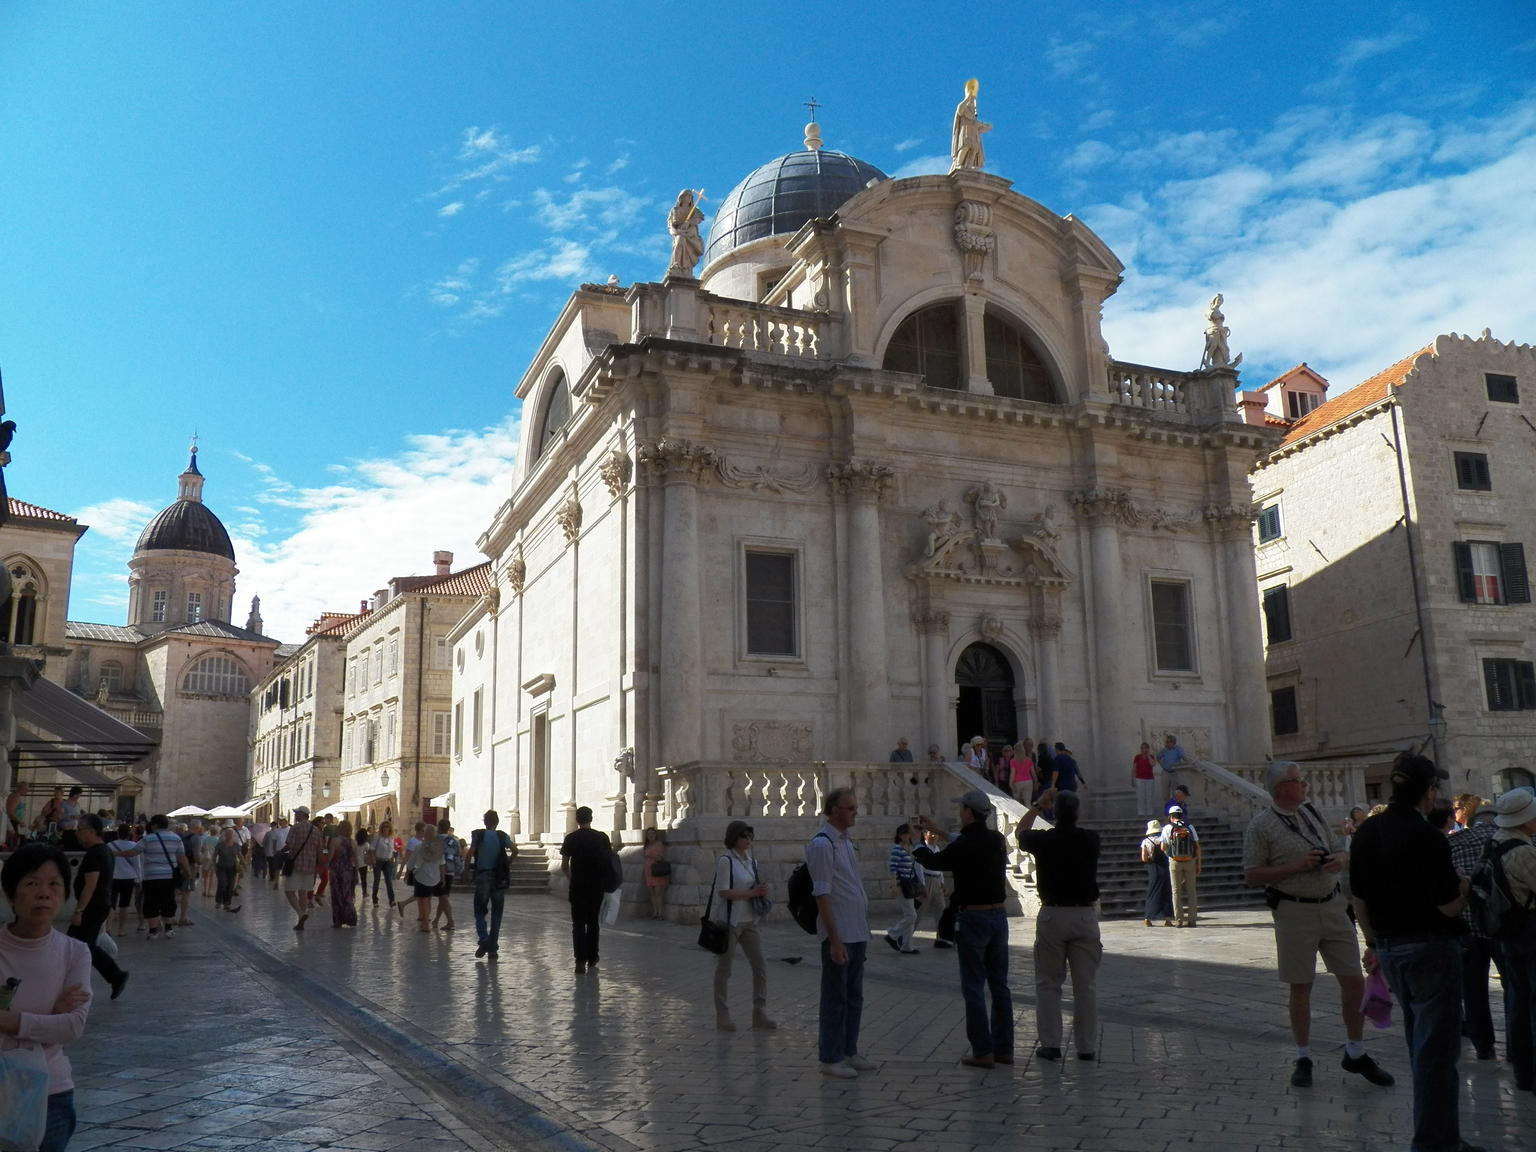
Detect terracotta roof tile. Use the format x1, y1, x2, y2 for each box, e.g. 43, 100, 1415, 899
1278, 345, 1433, 447
417, 561, 491, 597
7, 498, 75, 522
307, 611, 367, 637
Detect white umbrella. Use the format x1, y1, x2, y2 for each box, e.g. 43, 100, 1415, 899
205, 805, 247, 819
166, 805, 210, 818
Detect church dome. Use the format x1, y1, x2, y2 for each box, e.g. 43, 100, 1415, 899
135, 500, 235, 560
703, 149, 888, 268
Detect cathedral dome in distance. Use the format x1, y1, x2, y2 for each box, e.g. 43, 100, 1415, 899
134, 447, 236, 561
702, 118, 887, 268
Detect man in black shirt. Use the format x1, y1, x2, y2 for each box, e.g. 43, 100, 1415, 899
1350, 752, 1482, 1152
69, 814, 130, 1000
913, 789, 1013, 1068
1018, 787, 1101, 1061
560, 806, 613, 975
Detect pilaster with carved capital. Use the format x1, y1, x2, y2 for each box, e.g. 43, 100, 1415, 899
827, 459, 895, 502
599, 448, 632, 499
1028, 613, 1062, 641
506, 546, 526, 597
556, 495, 583, 543
1069, 487, 1131, 524
638, 438, 717, 484
913, 609, 950, 636
1204, 501, 1257, 537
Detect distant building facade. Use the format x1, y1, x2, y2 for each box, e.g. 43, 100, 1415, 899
1246, 331, 1536, 796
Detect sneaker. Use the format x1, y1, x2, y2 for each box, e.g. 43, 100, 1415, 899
847, 1054, 877, 1072
716, 1016, 737, 1032
820, 1061, 857, 1079
110, 972, 130, 1001
900, 948, 920, 954
961, 1054, 995, 1069
163, 928, 175, 939
1290, 1057, 1313, 1087
228, 906, 240, 914
751, 1013, 778, 1031
588, 961, 599, 971
1035, 1046, 1062, 1061
1342, 1053, 1394, 1087
884, 934, 900, 952
475, 941, 489, 959
146, 929, 159, 940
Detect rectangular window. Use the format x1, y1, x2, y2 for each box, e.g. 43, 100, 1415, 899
744, 551, 798, 656
1256, 504, 1282, 543
1285, 391, 1320, 419
472, 689, 484, 751
453, 702, 464, 760
372, 648, 384, 685
365, 718, 378, 764
152, 590, 167, 622
433, 635, 450, 670
186, 592, 203, 623
1271, 686, 1300, 735
1484, 658, 1536, 711
431, 711, 451, 757
1262, 585, 1293, 645
1487, 373, 1520, 404
388, 637, 400, 677
385, 709, 397, 758
347, 658, 358, 695
1149, 579, 1195, 673
1454, 541, 1530, 605
1454, 451, 1492, 492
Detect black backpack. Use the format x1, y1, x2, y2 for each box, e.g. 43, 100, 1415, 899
1468, 838, 1535, 941
786, 832, 830, 934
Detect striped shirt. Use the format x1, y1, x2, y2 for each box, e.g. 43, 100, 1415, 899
806, 823, 868, 945
888, 843, 917, 881
131, 830, 186, 880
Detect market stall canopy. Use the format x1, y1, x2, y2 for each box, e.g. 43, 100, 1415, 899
428, 791, 455, 808
13, 677, 154, 781
205, 799, 262, 819
166, 805, 210, 818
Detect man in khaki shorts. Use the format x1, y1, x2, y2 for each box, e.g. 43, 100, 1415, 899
1243, 762, 1394, 1090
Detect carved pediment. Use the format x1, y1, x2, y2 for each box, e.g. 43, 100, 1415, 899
909, 524, 1072, 586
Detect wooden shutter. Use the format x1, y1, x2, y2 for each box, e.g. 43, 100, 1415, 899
1485, 659, 1510, 710
1501, 543, 1530, 604
1454, 543, 1477, 603
1263, 586, 1292, 644
1519, 662, 1536, 711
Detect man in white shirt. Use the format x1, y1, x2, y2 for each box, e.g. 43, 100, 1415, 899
807, 787, 874, 1079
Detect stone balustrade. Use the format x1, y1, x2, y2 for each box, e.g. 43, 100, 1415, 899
1107, 359, 1195, 413
1224, 760, 1370, 820
700, 295, 830, 360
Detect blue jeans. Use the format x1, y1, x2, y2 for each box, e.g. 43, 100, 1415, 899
371, 861, 396, 904
473, 871, 506, 949
1376, 938, 1463, 1152
1495, 937, 1536, 1087
41, 1090, 75, 1152
1460, 935, 1500, 1057
818, 940, 866, 1063
956, 908, 1013, 1058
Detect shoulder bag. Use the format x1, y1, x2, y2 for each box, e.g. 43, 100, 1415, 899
697, 855, 731, 954
280, 826, 314, 878
749, 856, 772, 916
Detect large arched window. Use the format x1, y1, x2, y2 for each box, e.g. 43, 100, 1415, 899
535, 370, 572, 458
883, 301, 1059, 402
0, 562, 42, 646
182, 655, 250, 696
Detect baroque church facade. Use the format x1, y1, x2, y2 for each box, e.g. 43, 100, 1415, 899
9, 449, 282, 815
449, 98, 1279, 840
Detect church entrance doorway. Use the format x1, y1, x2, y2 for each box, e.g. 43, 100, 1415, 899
530, 711, 550, 838
955, 641, 1017, 755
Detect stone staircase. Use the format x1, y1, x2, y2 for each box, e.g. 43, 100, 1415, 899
1086, 815, 1266, 919
505, 843, 551, 895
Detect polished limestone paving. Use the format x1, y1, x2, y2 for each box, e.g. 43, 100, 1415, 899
65, 878, 1534, 1152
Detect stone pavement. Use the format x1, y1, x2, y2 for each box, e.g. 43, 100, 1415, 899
64, 879, 1535, 1152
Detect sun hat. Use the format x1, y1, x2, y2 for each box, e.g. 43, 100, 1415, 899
955, 789, 993, 817
1144, 819, 1162, 835
1493, 789, 1536, 829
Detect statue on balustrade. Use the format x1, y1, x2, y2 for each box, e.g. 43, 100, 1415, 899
666, 189, 704, 278
1200, 294, 1243, 370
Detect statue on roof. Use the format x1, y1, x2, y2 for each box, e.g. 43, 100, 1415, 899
950, 78, 991, 172
1200, 294, 1243, 370
666, 189, 704, 278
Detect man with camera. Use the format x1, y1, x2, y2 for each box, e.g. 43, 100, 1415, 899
1243, 761, 1393, 1090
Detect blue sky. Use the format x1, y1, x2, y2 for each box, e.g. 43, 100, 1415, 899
4, 1, 1533, 641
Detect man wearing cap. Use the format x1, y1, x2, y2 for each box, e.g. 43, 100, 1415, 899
1242, 762, 1394, 1089
282, 807, 324, 930
1489, 789, 1536, 1093
1017, 787, 1101, 1060
1350, 751, 1482, 1152
1159, 805, 1201, 928
1447, 801, 1500, 1061
912, 790, 1014, 1069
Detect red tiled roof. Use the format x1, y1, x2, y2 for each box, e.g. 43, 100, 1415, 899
1279, 346, 1434, 447
8, 498, 75, 522
416, 561, 492, 597
307, 611, 366, 637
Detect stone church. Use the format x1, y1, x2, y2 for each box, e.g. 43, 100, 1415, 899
1, 448, 282, 816
450, 92, 1278, 841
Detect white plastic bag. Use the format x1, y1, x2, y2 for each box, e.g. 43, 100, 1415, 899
0, 1043, 49, 1152
601, 887, 621, 925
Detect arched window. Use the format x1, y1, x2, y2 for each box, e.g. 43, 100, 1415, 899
0, 561, 42, 646
536, 370, 573, 458
883, 301, 1059, 402
99, 660, 125, 694
182, 655, 250, 696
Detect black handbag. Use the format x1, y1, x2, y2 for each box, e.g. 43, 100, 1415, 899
650, 858, 672, 878
698, 854, 731, 955
899, 875, 924, 900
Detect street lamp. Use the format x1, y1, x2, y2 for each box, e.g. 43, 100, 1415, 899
322, 781, 331, 799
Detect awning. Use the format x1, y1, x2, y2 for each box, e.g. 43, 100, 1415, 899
317, 791, 396, 817
13, 676, 155, 778
167, 805, 211, 818
428, 791, 455, 808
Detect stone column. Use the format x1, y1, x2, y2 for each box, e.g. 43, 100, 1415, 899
639, 439, 716, 765
916, 610, 950, 755
962, 295, 993, 394
1210, 503, 1269, 761
1072, 490, 1131, 769
830, 460, 895, 758
1028, 609, 1062, 741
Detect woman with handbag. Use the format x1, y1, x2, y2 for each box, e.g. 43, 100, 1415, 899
708, 821, 776, 1032
641, 827, 670, 920
0, 842, 93, 1152
884, 824, 924, 953
400, 824, 444, 932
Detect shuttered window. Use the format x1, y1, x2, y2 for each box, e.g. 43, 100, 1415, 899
1262, 585, 1292, 645
1454, 452, 1492, 491
1454, 542, 1530, 605
1271, 686, 1299, 735
1484, 659, 1536, 711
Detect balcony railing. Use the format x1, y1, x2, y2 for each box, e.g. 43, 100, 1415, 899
701, 295, 829, 360
1107, 359, 1196, 413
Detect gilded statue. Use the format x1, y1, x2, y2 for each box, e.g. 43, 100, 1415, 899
950, 78, 991, 172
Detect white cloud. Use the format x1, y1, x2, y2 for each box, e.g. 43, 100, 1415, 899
434, 126, 540, 196
607, 154, 631, 175
1337, 31, 1416, 72
893, 137, 922, 153
1046, 36, 1096, 80
532, 185, 651, 236
72, 498, 156, 544
437, 201, 465, 217
493, 239, 595, 289
231, 416, 521, 642
1090, 99, 1536, 390
890, 154, 950, 180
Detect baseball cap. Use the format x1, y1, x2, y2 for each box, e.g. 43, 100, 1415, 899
1167, 805, 1185, 816
294, 805, 311, 816
955, 789, 993, 817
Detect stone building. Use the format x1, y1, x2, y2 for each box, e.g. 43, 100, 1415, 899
1246, 331, 1536, 798
54, 449, 281, 814
451, 101, 1279, 843
0, 498, 87, 659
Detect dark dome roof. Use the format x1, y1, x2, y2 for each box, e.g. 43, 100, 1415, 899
703, 149, 888, 267
135, 500, 235, 560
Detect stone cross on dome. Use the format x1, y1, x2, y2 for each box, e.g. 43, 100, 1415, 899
803, 97, 823, 151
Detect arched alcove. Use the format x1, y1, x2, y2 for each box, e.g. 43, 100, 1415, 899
882, 299, 1061, 402
954, 641, 1018, 752
535, 369, 573, 459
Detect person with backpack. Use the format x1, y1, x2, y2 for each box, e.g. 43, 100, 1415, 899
805, 787, 873, 1079
1159, 806, 1201, 928
1241, 762, 1394, 1090
433, 819, 461, 931
1448, 802, 1501, 1061
470, 811, 514, 959
1487, 789, 1536, 1093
